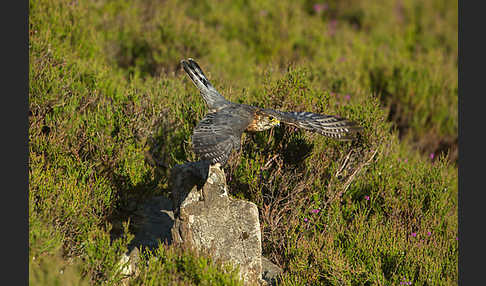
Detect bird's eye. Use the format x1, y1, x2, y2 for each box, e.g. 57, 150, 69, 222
268, 116, 274, 121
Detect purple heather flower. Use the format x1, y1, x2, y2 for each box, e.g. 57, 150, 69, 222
304, 218, 309, 222
427, 231, 432, 236
338, 56, 346, 62
404, 158, 408, 163
411, 232, 417, 237
429, 153, 435, 160
364, 195, 370, 201
328, 19, 338, 36
344, 94, 351, 101
313, 3, 328, 14
310, 209, 320, 214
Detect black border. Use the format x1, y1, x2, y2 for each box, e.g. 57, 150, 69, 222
3, 0, 29, 283
458, 1, 479, 285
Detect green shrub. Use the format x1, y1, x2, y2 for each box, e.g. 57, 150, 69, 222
29, 0, 457, 284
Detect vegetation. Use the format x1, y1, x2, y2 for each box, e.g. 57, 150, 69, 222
29, 0, 457, 285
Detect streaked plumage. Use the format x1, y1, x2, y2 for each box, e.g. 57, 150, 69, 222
181, 58, 362, 166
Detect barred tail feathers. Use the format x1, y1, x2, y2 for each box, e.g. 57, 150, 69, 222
181, 58, 228, 110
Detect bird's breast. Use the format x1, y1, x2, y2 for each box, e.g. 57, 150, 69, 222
246, 113, 267, 132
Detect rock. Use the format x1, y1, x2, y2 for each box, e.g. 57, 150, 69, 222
118, 161, 281, 285
261, 257, 282, 286
170, 161, 263, 285
128, 196, 174, 251
118, 196, 174, 278
118, 246, 140, 277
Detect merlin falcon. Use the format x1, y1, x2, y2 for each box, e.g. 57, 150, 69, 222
181, 58, 362, 167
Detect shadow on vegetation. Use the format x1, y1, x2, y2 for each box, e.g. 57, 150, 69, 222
114, 37, 187, 79
369, 67, 458, 164
114, 160, 214, 255
125, 196, 174, 253
116, 38, 159, 78
281, 136, 314, 167
226, 126, 314, 203
106, 115, 189, 247
380, 252, 402, 281
111, 161, 213, 255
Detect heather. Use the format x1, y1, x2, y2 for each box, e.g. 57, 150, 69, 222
29, 0, 457, 284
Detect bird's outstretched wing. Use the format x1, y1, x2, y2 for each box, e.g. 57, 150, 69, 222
192, 108, 253, 166
181, 58, 230, 111
261, 109, 362, 140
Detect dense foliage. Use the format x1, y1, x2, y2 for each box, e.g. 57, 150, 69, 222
29, 0, 457, 285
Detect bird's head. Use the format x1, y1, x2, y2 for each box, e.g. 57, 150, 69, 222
251, 115, 280, 131
267, 116, 281, 127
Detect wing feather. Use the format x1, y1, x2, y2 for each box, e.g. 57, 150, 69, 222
192, 108, 252, 165
262, 109, 362, 140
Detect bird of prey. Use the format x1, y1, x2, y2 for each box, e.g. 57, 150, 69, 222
181, 58, 362, 167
